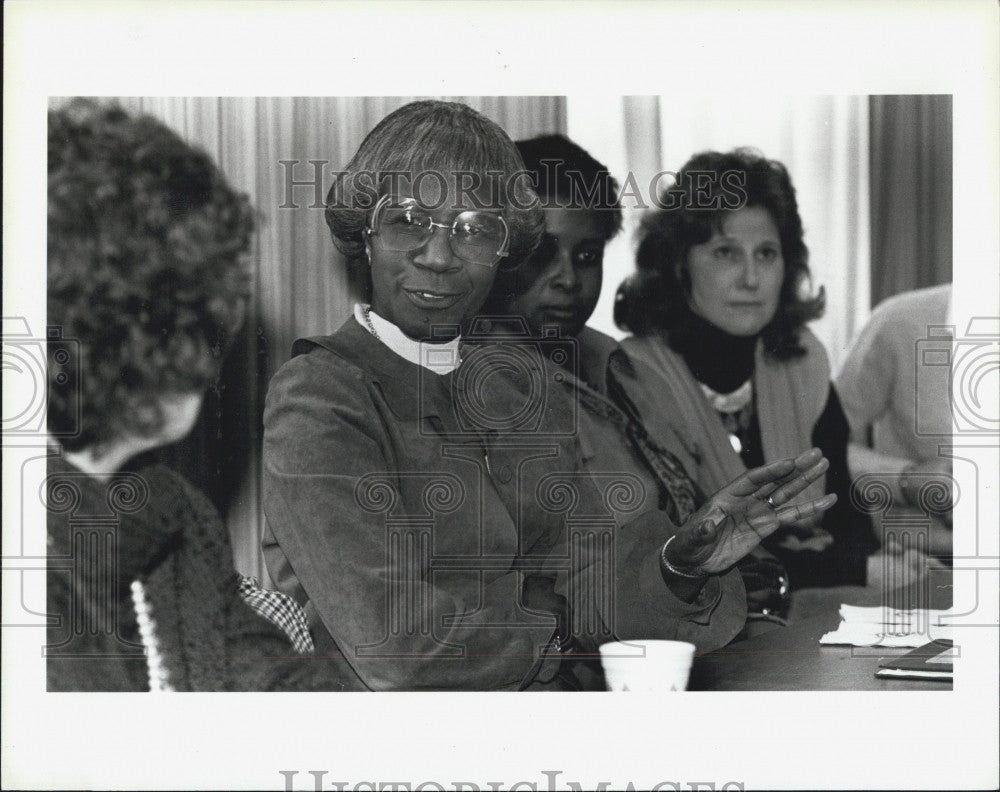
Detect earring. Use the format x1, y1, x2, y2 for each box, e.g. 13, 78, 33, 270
362, 229, 373, 266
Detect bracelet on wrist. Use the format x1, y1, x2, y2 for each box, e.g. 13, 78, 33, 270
660, 535, 708, 580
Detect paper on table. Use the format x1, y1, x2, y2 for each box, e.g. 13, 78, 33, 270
837, 604, 952, 624
819, 605, 954, 647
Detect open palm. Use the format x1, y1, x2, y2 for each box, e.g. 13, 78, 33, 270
665, 448, 838, 575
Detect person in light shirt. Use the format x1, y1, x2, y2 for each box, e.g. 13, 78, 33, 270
836, 283, 954, 557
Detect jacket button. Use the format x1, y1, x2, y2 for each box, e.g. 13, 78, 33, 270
497, 464, 513, 484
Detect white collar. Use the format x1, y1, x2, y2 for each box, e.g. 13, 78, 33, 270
354, 303, 462, 374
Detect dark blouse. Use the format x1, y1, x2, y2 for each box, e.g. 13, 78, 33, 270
673, 313, 876, 587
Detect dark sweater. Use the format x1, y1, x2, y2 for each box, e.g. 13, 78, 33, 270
45, 455, 347, 691
671, 313, 876, 587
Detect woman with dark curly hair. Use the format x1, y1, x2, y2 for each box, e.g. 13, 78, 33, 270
262, 108, 839, 690
616, 148, 877, 591
47, 102, 252, 461
46, 100, 328, 691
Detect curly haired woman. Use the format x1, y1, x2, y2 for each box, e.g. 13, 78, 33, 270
46, 100, 325, 691
616, 148, 878, 593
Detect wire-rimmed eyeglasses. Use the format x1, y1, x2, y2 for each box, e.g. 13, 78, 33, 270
366, 194, 510, 267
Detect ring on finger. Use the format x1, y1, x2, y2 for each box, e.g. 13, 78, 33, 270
766, 495, 777, 508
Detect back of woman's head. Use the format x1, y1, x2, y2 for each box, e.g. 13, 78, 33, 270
325, 100, 544, 301
614, 147, 823, 359
47, 99, 254, 451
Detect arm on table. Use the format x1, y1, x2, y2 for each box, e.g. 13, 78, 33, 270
833, 312, 953, 517
847, 443, 912, 500
607, 510, 748, 653
586, 450, 838, 653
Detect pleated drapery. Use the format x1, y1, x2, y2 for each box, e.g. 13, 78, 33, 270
868, 95, 953, 306
566, 95, 872, 373
53, 95, 950, 581
50, 96, 567, 580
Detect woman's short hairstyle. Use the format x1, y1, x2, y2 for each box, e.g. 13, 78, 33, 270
47, 99, 254, 451
481, 134, 622, 317
324, 100, 544, 302
614, 147, 825, 359
515, 134, 622, 240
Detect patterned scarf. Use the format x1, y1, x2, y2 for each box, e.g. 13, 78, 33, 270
572, 351, 700, 526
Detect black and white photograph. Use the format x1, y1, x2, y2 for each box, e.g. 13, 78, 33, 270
3, 2, 998, 790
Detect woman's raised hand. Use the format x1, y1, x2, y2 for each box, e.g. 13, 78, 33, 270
663, 448, 837, 577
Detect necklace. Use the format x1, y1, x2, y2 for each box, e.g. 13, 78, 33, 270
361, 304, 380, 341
698, 379, 754, 454
130, 579, 173, 692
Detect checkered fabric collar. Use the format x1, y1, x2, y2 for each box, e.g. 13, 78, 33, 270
238, 576, 314, 655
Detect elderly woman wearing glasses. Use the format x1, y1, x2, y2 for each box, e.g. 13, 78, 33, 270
262, 101, 837, 691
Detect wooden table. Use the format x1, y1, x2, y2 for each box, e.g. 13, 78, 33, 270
689, 567, 954, 691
